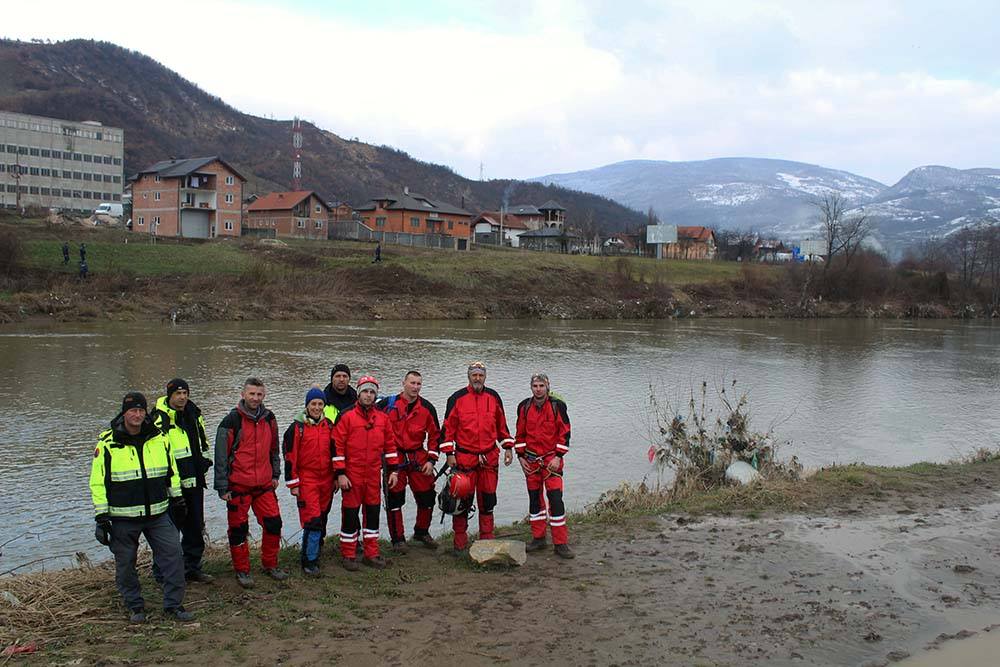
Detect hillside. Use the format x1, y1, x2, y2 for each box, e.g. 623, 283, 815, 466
0, 38, 644, 231
535, 158, 887, 237
536, 158, 1000, 251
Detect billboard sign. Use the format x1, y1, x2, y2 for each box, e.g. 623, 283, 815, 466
646, 224, 678, 244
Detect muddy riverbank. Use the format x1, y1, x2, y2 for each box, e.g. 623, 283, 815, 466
4, 459, 1000, 666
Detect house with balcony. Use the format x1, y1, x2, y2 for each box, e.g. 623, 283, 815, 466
245, 190, 331, 239
129, 156, 245, 238
471, 211, 529, 247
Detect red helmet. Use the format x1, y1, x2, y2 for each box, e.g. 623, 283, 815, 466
448, 470, 475, 498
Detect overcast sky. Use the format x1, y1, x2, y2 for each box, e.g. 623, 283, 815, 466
6, 0, 999, 184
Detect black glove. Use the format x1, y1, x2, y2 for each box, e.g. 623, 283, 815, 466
95, 515, 112, 546
169, 496, 188, 525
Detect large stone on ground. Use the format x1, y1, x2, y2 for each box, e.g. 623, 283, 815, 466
469, 539, 526, 567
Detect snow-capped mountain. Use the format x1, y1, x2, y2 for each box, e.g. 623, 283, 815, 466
534, 158, 1000, 250
533, 158, 887, 239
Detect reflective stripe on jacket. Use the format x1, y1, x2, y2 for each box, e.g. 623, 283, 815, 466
376, 394, 441, 461
514, 396, 571, 458
439, 385, 513, 455
282, 412, 335, 487
214, 402, 280, 494
89, 416, 181, 518
153, 396, 210, 489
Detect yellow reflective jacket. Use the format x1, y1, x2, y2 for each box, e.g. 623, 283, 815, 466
89, 415, 181, 519
323, 404, 340, 424
153, 396, 210, 490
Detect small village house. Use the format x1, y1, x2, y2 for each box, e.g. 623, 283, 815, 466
129, 156, 245, 238
355, 187, 473, 248
471, 211, 529, 247
518, 226, 584, 254
245, 190, 331, 239
663, 225, 717, 260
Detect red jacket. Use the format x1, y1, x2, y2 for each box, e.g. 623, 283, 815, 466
332, 403, 399, 479
377, 394, 441, 461
214, 402, 280, 494
282, 413, 335, 488
439, 385, 513, 456
514, 396, 571, 459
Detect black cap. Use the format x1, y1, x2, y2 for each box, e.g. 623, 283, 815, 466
166, 378, 190, 398
331, 364, 351, 378
121, 391, 148, 414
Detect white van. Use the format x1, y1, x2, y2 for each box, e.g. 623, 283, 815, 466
94, 203, 124, 218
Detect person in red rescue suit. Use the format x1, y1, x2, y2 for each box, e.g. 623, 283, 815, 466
375, 370, 441, 552
439, 361, 515, 552
514, 373, 574, 559
332, 376, 399, 570
214, 377, 288, 588
282, 387, 336, 576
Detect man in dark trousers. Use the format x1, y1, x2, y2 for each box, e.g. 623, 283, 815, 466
62, 242, 70, 264
324, 364, 358, 415
79, 242, 87, 262
153, 379, 214, 583
373, 241, 382, 263
90, 392, 193, 623
215, 377, 288, 588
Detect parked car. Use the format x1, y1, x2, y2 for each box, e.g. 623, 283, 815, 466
93, 203, 124, 218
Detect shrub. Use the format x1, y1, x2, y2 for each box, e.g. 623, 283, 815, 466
0, 230, 23, 275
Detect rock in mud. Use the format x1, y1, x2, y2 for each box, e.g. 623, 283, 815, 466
469, 539, 526, 567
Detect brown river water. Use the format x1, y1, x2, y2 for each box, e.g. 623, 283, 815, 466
1, 318, 997, 571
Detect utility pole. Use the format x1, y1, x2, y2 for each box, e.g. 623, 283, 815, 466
13, 151, 21, 213
479, 162, 484, 181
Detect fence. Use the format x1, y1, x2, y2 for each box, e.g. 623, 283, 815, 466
328, 220, 462, 250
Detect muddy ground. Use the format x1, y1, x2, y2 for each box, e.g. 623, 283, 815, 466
6, 468, 1000, 667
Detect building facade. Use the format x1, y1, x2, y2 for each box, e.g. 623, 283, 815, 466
0, 110, 124, 213
245, 191, 331, 239
130, 156, 245, 238
356, 188, 473, 239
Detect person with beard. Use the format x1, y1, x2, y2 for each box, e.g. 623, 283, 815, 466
89, 392, 193, 623
324, 364, 358, 418
152, 378, 214, 583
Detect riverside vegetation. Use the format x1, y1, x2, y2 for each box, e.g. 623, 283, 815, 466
0, 214, 986, 324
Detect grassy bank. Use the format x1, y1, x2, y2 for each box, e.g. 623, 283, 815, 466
3, 457, 999, 664
0, 217, 965, 324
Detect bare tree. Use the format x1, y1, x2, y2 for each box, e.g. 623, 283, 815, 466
814, 193, 871, 277
716, 228, 759, 262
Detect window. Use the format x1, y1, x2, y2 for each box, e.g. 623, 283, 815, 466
113, 157, 121, 166
72, 152, 82, 161
448, 220, 454, 230
225, 175, 234, 185
103, 156, 112, 165
0, 164, 4, 172
426, 220, 433, 229
40, 168, 50, 176
29, 167, 40, 176
4, 145, 14, 153
112, 176, 121, 183
154, 174, 161, 182
376, 216, 386, 228
83, 173, 92, 181
62, 170, 72, 179
29, 147, 39, 156
72, 190, 82, 198
154, 192, 161, 201
224, 193, 233, 204
61, 189, 72, 197
41, 187, 50, 196
29, 186, 39, 194
103, 175, 112, 182
138, 216, 145, 226
4, 185, 13, 193
315, 220, 323, 229
225, 220, 234, 231
153, 216, 160, 226
142, 192, 147, 200
315, 204, 321, 213
18, 146, 27, 154
411, 216, 420, 228
297, 220, 305, 228
73, 171, 83, 180
51, 150, 62, 159
83, 154, 92, 162
83, 191, 92, 199
41, 149, 50, 158
113, 194, 121, 201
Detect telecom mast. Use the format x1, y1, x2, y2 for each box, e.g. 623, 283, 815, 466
292, 117, 303, 191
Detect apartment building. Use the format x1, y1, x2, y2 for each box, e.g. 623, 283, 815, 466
0, 110, 124, 212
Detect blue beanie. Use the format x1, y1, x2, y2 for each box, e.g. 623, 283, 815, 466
305, 387, 326, 408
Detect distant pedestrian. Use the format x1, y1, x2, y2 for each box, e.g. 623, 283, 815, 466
62, 242, 70, 265
79, 260, 88, 280
79, 242, 87, 262
373, 242, 382, 263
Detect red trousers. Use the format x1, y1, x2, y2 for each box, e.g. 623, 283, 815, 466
386, 452, 436, 543
340, 503, 381, 560
295, 477, 335, 531
452, 449, 498, 550
525, 455, 568, 545
226, 485, 282, 573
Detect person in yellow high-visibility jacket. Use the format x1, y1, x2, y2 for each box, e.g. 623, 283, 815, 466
90, 391, 193, 624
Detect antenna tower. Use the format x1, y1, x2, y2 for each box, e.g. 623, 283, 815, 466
292, 117, 303, 190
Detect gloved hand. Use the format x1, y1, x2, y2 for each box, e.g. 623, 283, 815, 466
95, 515, 112, 546
169, 496, 188, 525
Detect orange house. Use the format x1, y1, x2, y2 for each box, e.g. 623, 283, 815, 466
245, 191, 331, 239
663, 226, 717, 260
129, 156, 245, 238
355, 188, 473, 238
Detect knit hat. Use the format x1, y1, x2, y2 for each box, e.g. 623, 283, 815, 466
305, 387, 326, 408
331, 364, 351, 378
467, 361, 487, 375
166, 378, 190, 398
356, 375, 379, 393
121, 391, 148, 414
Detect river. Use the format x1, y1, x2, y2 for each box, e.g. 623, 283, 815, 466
1, 319, 997, 571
